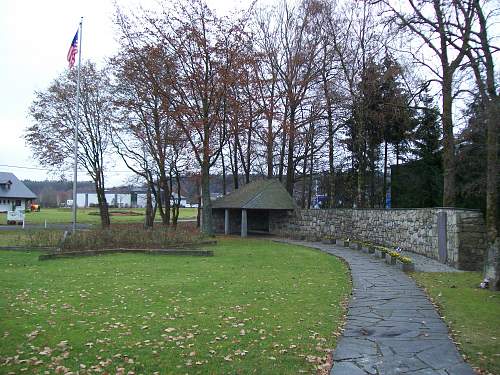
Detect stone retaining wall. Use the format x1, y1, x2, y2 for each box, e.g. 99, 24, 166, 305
269, 208, 486, 270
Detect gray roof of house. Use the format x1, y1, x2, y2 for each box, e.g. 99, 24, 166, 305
0, 172, 37, 199
212, 179, 296, 210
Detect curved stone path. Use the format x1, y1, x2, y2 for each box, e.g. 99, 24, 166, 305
281, 240, 474, 375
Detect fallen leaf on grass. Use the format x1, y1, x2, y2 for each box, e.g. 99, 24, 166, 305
39, 347, 52, 356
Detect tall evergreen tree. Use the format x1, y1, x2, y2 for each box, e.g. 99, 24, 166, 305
411, 93, 443, 207
413, 94, 441, 160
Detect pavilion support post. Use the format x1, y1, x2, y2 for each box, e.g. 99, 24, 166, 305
224, 209, 230, 235
241, 209, 248, 237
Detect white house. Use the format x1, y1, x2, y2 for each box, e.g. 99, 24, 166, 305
0, 172, 37, 212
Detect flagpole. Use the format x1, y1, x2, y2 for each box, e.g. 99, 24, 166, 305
72, 17, 83, 233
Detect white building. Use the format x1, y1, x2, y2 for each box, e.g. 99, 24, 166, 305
76, 190, 187, 208
136, 192, 187, 208
0, 172, 37, 212
76, 193, 132, 208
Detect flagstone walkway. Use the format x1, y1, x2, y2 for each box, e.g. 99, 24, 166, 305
280, 240, 474, 375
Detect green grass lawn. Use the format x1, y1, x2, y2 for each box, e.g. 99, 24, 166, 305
0, 238, 351, 374
0, 207, 197, 225
412, 272, 500, 374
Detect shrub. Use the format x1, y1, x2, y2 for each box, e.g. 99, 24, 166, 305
375, 246, 389, 253
61, 223, 206, 251
388, 251, 401, 259
9, 230, 63, 248
399, 256, 413, 264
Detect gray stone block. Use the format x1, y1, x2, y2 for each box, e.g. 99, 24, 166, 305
330, 362, 367, 375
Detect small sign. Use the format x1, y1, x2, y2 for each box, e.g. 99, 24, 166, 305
7, 210, 25, 223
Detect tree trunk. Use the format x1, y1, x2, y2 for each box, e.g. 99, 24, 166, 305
196, 196, 201, 228
232, 138, 239, 190
484, 97, 499, 289
278, 104, 288, 182
369, 154, 376, 208
95, 171, 110, 228
245, 123, 252, 184
327, 106, 335, 208
201, 157, 213, 235
267, 116, 274, 178
154, 181, 165, 225
356, 137, 366, 208
441, 74, 456, 207
464, 0, 498, 288
285, 107, 296, 195
96, 189, 110, 228
144, 183, 154, 229
168, 172, 176, 227
307, 142, 314, 209
161, 173, 171, 225
154, 173, 171, 226
300, 152, 308, 208
172, 168, 182, 227
322, 49, 335, 208
383, 140, 388, 208
221, 151, 227, 195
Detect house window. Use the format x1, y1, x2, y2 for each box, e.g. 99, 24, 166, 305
15, 200, 21, 207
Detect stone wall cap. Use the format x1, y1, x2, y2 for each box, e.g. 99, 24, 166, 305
302, 207, 482, 213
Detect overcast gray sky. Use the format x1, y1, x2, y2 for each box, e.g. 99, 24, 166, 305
0, 0, 249, 185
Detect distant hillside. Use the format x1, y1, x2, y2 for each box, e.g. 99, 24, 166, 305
23, 180, 94, 207
23, 180, 94, 195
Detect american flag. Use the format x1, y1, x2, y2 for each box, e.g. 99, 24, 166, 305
67, 30, 78, 68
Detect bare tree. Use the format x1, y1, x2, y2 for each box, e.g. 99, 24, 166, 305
27, 62, 112, 228
381, 0, 475, 206
267, 0, 324, 194
321, 0, 388, 207
250, 7, 285, 179
141, 0, 242, 234
110, 43, 177, 226
455, 0, 499, 289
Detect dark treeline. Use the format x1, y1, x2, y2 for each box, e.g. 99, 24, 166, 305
25, 0, 499, 286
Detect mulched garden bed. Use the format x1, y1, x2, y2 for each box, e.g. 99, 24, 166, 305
88, 210, 144, 216
39, 248, 214, 260
0, 246, 58, 252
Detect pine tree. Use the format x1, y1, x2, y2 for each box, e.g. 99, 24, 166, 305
413, 93, 442, 161
411, 92, 443, 207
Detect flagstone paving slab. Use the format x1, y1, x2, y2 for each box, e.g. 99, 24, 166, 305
280, 240, 474, 375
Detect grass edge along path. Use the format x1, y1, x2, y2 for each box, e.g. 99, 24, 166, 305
0, 237, 351, 374
412, 272, 500, 375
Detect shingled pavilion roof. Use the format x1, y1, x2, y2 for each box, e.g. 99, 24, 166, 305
212, 179, 296, 210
